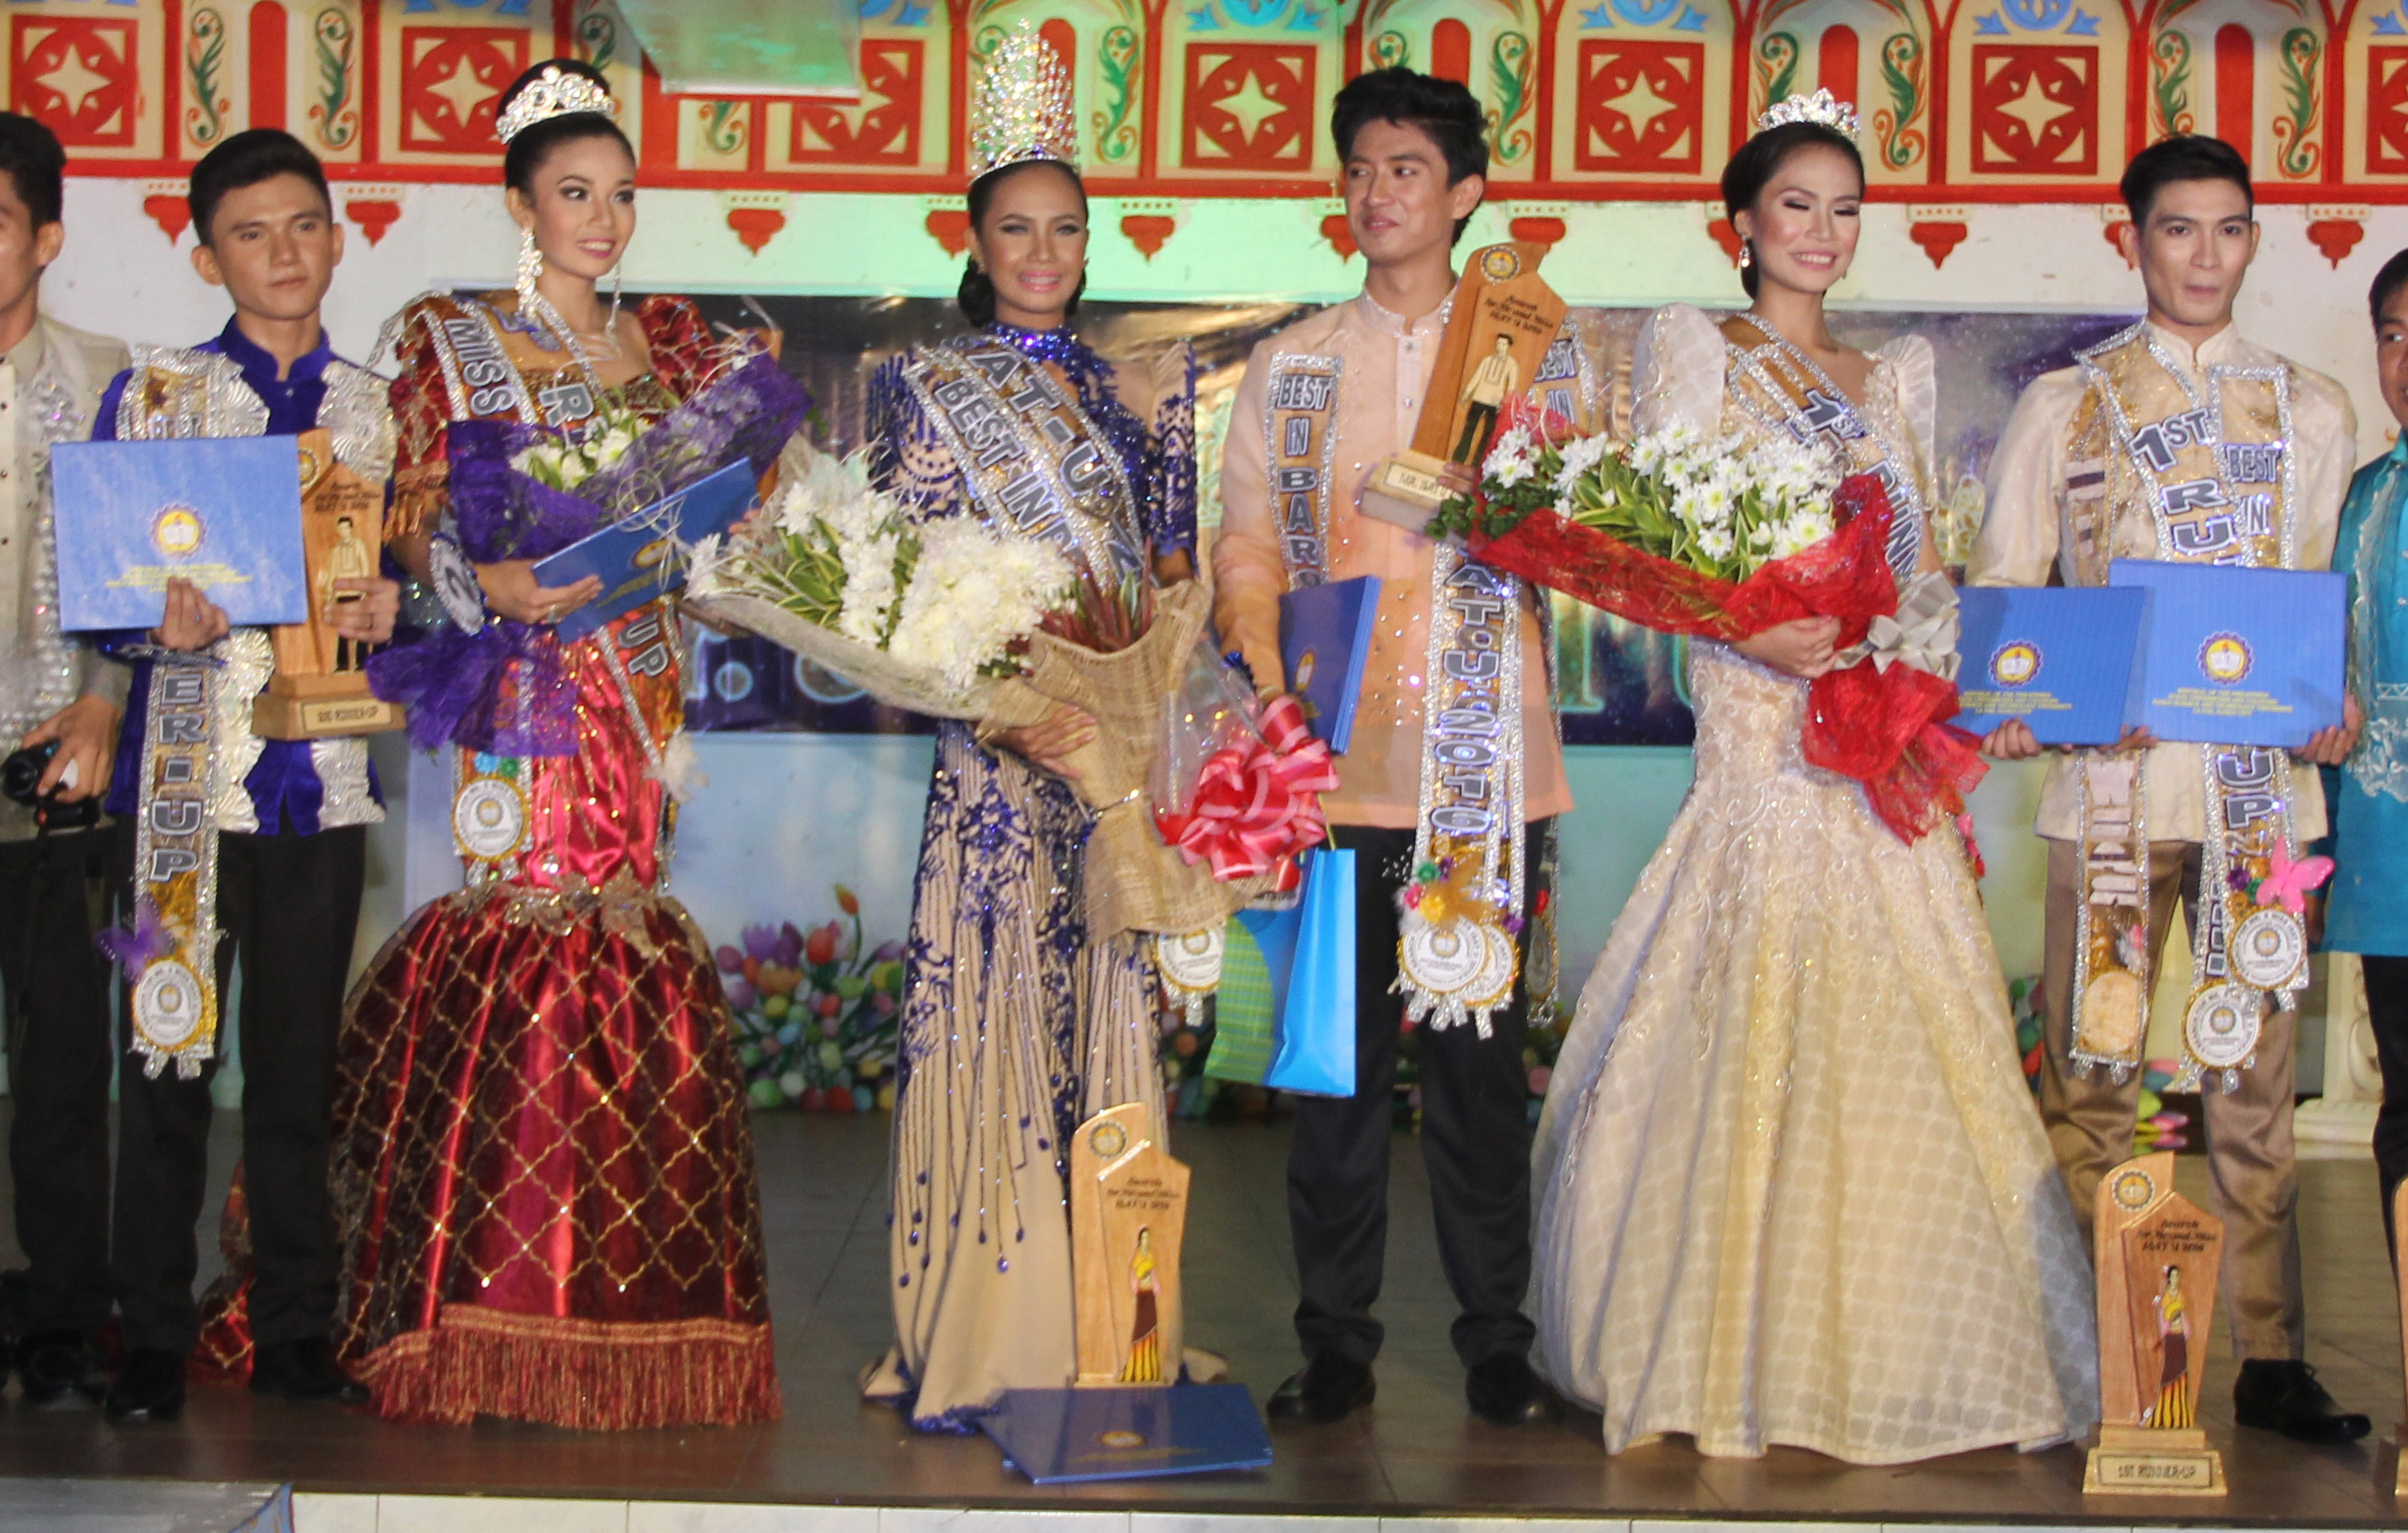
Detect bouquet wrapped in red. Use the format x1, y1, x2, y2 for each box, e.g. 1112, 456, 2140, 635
1436, 412, 1983, 844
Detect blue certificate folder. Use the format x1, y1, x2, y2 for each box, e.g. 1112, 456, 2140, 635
1279, 574, 1382, 754
531, 460, 759, 643
2110, 558, 2345, 748
1954, 586, 2152, 745
51, 436, 307, 631
979, 1383, 1273, 1484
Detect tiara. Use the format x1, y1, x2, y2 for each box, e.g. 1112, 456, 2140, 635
968, 22, 1078, 183
1756, 88, 1860, 140
496, 64, 619, 146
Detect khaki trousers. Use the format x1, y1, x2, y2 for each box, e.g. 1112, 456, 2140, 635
2039, 837, 2304, 1360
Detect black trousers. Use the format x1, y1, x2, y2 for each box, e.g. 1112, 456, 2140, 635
1286, 821, 1544, 1370
1453, 403, 1501, 467
111, 824, 364, 1354
2366, 953, 2408, 1258
0, 827, 117, 1338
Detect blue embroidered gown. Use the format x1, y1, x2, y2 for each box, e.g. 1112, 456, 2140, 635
858, 324, 1195, 1430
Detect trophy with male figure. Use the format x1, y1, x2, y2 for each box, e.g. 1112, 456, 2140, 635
1357, 240, 1568, 528
252, 427, 404, 738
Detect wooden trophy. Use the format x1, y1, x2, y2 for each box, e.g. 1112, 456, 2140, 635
1357, 241, 1568, 532
252, 428, 404, 740
1069, 1102, 1190, 1387
2084, 1151, 2228, 1495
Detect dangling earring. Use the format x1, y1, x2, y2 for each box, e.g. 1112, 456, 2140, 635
1737, 240, 1753, 270
607, 261, 623, 326
515, 227, 543, 313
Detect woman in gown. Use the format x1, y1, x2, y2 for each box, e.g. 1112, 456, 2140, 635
856, 29, 1196, 1433
1527, 99, 2098, 1464
332, 58, 799, 1430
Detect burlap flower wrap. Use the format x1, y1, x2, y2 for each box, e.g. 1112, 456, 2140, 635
978, 580, 1271, 938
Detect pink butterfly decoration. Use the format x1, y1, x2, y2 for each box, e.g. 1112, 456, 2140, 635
2253, 846, 2334, 915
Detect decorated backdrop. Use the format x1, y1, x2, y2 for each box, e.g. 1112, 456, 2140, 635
13, 0, 2408, 264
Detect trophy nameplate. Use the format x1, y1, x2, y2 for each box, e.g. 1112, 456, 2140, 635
1358, 241, 1569, 533
2084, 1151, 2227, 1496
252, 428, 403, 740
1069, 1103, 1189, 1387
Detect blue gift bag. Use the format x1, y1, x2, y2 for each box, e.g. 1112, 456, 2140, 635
1243, 846, 1356, 1099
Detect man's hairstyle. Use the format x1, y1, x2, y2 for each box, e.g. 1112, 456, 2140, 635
2120, 134, 2252, 226
189, 129, 330, 247
0, 114, 63, 229
1330, 68, 1488, 243
2372, 248, 2408, 328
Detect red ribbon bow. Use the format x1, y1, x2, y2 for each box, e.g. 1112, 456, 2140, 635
1156, 695, 1341, 889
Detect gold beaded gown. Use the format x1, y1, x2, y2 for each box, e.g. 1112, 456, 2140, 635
1528, 304, 2098, 1463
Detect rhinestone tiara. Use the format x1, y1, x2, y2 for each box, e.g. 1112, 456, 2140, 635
496, 63, 619, 147
1755, 88, 1860, 140
968, 22, 1078, 183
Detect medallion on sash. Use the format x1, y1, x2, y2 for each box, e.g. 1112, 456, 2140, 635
416, 297, 698, 875
110, 349, 387, 1074
2067, 323, 2303, 1090
1399, 548, 1527, 1036
1396, 314, 1600, 1032
123, 634, 270, 1077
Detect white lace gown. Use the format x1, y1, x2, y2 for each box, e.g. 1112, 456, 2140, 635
1529, 305, 2098, 1464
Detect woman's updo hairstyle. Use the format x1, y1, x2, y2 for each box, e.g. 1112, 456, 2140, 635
1719, 121, 1864, 298
957, 159, 1088, 328
497, 58, 630, 196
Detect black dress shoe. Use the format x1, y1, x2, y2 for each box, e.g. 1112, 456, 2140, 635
250, 1337, 370, 1405
103, 1348, 186, 1423
15, 1329, 103, 1407
2233, 1359, 2370, 1444
1266, 1352, 1375, 1423
1465, 1352, 1566, 1427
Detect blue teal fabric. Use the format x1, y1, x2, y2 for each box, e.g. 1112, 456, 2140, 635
2326, 438, 2408, 956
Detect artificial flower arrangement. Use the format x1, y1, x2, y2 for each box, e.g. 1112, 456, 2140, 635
716, 887, 905, 1113
1433, 402, 1984, 844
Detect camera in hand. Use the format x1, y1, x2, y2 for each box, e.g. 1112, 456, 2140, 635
1, 741, 99, 831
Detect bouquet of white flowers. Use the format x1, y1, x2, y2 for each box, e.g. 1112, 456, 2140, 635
509, 400, 647, 491
685, 435, 1075, 718
693, 430, 1297, 938
1442, 417, 1842, 582
1432, 403, 1983, 845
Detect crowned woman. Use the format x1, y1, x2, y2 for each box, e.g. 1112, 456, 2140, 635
855, 27, 1199, 1432
1527, 93, 2098, 1463
332, 58, 804, 1430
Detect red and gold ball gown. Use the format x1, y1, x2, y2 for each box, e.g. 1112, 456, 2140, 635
332, 290, 798, 1429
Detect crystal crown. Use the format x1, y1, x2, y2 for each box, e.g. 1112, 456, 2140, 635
1755, 88, 1861, 140
496, 63, 619, 147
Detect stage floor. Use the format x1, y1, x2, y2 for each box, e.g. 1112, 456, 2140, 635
0, 1110, 2400, 1524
